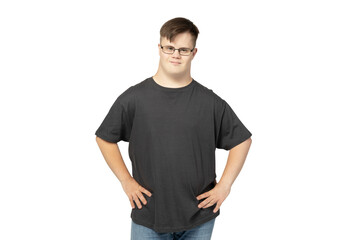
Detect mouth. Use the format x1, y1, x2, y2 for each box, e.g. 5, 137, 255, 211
170, 61, 181, 65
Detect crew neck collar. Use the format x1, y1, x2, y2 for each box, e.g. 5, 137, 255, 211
149, 76, 196, 92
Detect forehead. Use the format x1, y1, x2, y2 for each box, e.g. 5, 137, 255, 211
161, 32, 194, 48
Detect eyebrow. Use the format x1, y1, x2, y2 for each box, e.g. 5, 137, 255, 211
163, 44, 192, 49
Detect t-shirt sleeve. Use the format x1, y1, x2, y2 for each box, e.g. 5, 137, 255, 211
214, 96, 252, 150
95, 86, 135, 143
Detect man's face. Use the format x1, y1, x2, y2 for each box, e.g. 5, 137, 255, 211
157, 32, 197, 77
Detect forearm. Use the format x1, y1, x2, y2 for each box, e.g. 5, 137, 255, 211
218, 138, 252, 188
95, 136, 132, 183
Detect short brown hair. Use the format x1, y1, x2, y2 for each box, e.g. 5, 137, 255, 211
159, 17, 200, 48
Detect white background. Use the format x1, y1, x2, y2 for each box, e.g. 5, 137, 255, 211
1, 0, 359, 239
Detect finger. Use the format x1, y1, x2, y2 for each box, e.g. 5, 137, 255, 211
128, 196, 135, 209
196, 191, 209, 200
203, 199, 216, 208
133, 195, 142, 209
198, 197, 212, 208
136, 191, 147, 205
140, 186, 152, 197
213, 202, 221, 213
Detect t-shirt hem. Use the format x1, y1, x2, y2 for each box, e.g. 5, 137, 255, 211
131, 211, 220, 233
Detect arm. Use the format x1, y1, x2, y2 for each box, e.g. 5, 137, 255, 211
95, 136, 132, 183
95, 136, 152, 209
218, 137, 252, 188
196, 137, 252, 213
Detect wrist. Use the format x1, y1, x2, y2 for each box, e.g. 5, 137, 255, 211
218, 179, 232, 189
120, 174, 132, 184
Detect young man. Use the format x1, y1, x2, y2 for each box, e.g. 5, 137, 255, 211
95, 17, 252, 239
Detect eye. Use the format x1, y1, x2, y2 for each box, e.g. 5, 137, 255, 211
165, 46, 174, 50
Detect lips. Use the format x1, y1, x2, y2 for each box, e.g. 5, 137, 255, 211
170, 61, 181, 64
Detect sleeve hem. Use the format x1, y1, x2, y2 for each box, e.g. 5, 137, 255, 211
95, 132, 120, 143
223, 132, 252, 151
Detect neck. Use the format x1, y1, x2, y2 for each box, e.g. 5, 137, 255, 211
153, 71, 192, 88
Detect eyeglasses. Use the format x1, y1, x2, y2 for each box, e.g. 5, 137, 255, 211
160, 44, 195, 56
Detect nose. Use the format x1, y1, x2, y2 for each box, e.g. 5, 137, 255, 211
172, 49, 181, 57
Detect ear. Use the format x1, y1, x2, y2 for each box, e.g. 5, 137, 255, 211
158, 43, 161, 55
191, 48, 198, 59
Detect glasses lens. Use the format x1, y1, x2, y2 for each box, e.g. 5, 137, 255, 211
163, 46, 174, 54
179, 48, 191, 56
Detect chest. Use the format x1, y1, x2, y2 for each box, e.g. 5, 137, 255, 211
134, 94, 213, 135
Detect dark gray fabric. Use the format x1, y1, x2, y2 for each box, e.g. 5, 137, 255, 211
95, 77, 252, 233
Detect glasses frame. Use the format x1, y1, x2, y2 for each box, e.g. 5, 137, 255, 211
160, 44, 195, 56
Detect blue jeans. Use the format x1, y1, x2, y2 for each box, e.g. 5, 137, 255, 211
131, 218, 216, 240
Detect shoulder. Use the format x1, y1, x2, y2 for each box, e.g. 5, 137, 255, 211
125, 77, 152, 95
193, 80, 226, 107
114, 77, 150, 100
193, 80, 218, 98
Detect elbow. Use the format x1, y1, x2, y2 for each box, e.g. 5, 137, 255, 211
95, 136, 104, 144
247, 137, 252, 147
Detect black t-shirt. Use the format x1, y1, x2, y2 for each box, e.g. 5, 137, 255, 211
95, 76, 252, 233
